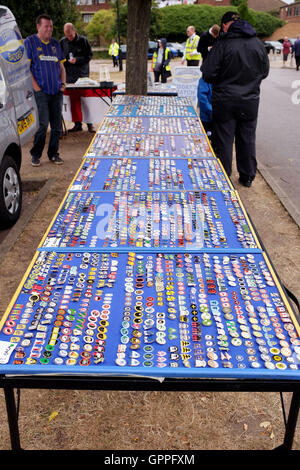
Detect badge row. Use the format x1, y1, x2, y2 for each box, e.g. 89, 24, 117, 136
40, 190, 259, 251
0, 251, 299, 378
97, 117, 204, 135
70, 158, 232, 192
106, 103, 197, 117
112, 95, 194, 106
86, 133, 213, 159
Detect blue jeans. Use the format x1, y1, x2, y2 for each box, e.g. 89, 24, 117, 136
31, 91, 63, 160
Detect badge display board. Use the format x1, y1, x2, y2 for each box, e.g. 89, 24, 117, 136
98, 116, 204, 135
111, 95, 193, 107
106, 97, 197, 117
0, 95, 299, 383
0, 250, 299, 379
39, 190, 260, 252
85, 133, 213, 159
69, 158, 233, 192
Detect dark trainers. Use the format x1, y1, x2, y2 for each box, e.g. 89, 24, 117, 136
69, 123, 82, 132
239, 175, 253, 188
87, 124, 95, 133
31, 157, 40, 167
50, 156, 64, 165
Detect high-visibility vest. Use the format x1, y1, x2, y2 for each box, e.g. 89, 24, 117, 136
152, 48, 171, 71
109, 42, 119, 57
185, 35, 201, 61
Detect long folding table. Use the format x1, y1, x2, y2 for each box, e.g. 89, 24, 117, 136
0, 95, 299, 450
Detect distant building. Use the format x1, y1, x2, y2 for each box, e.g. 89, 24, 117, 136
76, 0, 111, 24
157, 0, 195, 6
280, 1, 300, 23
248, 0, 287, 13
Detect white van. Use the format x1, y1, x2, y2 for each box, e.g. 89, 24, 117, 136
0, 5, 38, 228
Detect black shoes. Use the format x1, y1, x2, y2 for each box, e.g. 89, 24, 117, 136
31, 157, 40, 167
239, 174, 253, 188
69, 123, 83, 132
69, 123, 95, 133
50, 156, 64, 165
32, 156, 64, 166
87, 124, 95, 133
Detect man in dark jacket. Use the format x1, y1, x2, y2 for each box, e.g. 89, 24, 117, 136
197, 25, 220, 140
60, 23, 94, 133
202, 12, 269, 187
292, 35, 300, 71
197, 24, 220, 62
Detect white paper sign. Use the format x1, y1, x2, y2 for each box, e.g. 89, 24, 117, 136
0, 341, 16, 364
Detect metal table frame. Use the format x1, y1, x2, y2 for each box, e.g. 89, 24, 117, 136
65, 84, 116, 107
1, 374, 299, 451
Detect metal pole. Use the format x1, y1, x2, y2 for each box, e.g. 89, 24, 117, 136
116, 0, 123, 71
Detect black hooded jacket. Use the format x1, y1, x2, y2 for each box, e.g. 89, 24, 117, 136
153, 38, 171, 71
60, 33, 93, 83
201, 20, 269, 121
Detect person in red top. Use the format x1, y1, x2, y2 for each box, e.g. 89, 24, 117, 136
282, 36, 291, 67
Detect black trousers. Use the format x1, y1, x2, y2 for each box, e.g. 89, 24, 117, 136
154, 70, 167, 83
296, 56, 300, 70
212, 117, 258, 179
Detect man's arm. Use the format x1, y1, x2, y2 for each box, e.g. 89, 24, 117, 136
201, 43, 223, 84
31, 73, 41, 92
60, 61, 66, 91
24, 38, 41, 92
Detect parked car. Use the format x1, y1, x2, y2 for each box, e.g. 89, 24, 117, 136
0, 5, 38, 229
119, 41, 159, 60
264, 41, 283, 54
263, 41, 275, 54
148, 41, 157, 59
119, 44, 126, 59
167, 42, 184, 57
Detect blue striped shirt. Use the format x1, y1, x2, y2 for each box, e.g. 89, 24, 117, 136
24, 34, 65, 95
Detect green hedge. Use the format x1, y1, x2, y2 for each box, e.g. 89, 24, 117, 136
155, 5, 283, 41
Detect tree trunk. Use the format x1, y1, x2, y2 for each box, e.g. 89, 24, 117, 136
126, 0, 152, 95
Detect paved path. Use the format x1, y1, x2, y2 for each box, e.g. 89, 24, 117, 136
255, 64, 300, 226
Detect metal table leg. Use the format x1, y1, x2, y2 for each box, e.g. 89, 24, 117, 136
4, 386, 21, 450
283, 391, 300, 450
275, 391, 300, 451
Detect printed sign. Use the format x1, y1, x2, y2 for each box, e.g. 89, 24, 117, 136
173, 66, 201, 107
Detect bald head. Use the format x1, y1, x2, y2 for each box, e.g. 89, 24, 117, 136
186, 25, 195, 37
64, 23, 76, 41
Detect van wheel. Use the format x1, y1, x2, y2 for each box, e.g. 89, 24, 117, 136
0, 155, 22, 229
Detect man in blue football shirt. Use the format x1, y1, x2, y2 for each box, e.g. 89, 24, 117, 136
25, 14, 66, 166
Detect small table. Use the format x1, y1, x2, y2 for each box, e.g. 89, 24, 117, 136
62, 83, 117, 134
65, 82, 117, 106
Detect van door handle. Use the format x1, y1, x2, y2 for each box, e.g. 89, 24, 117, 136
26, 91, 33, 98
